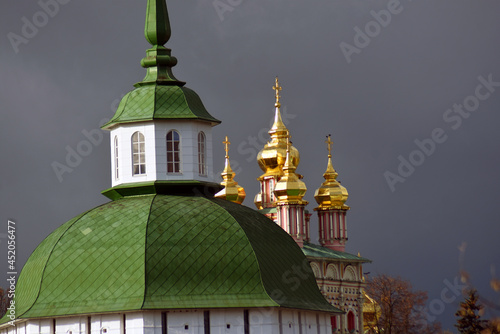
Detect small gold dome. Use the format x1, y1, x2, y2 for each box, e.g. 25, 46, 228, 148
274, 138, 308, 205
254, 193, 263, 210
257, 77, 300, 179
314, 135, 349, 210
257, 135, 300, 179
215, 136, 246, 204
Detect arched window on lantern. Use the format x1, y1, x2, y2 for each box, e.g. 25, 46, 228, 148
114, 136, 119, 179
166, 130, 181, 173
198, 132, 207, 176
131, 132, 146, 175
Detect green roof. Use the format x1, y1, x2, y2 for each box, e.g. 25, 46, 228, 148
302, 243, 372, 263
101, 180, 223, 200
3, 195, 341, 322
103, 85, 220, 129
100, 0, 220, 130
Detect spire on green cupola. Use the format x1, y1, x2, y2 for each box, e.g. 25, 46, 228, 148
102, 0, 220, 130
138, 0, 183, 86
100, 0, 221, 199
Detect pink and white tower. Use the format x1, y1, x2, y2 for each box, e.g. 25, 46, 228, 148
254, 78, 311, 244
314, 135, 350, 252
273, 137, 309, 247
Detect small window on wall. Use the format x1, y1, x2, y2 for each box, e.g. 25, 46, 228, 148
166, 130, 181, 173
132, 132, 146, 175
347, 312, 355, 333
114, 136, 119, 179
198, 132, 206, 176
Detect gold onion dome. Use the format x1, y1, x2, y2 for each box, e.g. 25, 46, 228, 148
274, 137, 308, 205
314, 135, 349, 210
215, 136, 246, 204
257, 77, 300, 179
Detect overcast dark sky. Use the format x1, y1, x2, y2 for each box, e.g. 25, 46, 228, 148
1, 0, 500, 331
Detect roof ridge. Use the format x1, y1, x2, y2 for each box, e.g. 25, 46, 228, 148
140, 194, 158, 310
207, 198, 279, 307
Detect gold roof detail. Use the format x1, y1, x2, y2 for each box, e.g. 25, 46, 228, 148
254, 193, 263, 210
257, 77, 300, 179
274, 136, 308, 205
314, 135, 349, 210
215, 136, 246, 204
363, 290, 381, 332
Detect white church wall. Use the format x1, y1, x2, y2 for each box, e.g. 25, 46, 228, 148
154, 121, 215, 183
166, 310, 203, 334
280, 310, 298, 334
110, 122, 156, 187
126, 312, 149, 334
248, 309, 278, 334
209, 309, 243, 334
16, 323, 25, 334
141, 312, 161, 334
1, 308, 338, 334
303, 312, 318, 334
108, 120, 215, 187
56, 317, 87, 334
320, 313, 332, 334
90, 314, 122, 334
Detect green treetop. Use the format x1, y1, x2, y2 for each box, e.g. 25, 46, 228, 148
455, 289, 487, 334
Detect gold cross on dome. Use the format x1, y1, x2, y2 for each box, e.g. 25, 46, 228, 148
325, 134, 333, 157
223, 136, 230, 157
273, 76, 282, 107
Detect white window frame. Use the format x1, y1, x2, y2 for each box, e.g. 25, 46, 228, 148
114, 136, 119, 180
132, 131, 146, 175
198, 131, 207, 176
166, 130, 181, 174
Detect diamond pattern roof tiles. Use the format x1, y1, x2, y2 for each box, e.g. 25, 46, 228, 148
103, 85, 220, 129
2, 195, 341, 323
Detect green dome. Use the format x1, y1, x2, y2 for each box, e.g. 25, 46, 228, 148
6, 195, 339, 321
102, 85, 220, 129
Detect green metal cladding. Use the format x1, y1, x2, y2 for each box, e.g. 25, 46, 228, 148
302, 243, 372, 263
102, 85, 220, 129
4, 195, 341, 321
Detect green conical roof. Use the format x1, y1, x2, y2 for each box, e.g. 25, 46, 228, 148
1, 195, 341, 322
103, 85, 220, 128
102, 0, 220, 129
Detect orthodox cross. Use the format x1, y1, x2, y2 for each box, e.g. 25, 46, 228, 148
325, 134, 333, 157
223, 136, 230, 158
273, 77, 282, 107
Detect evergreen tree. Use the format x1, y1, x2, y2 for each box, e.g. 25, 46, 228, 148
455, 289, 487, 333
